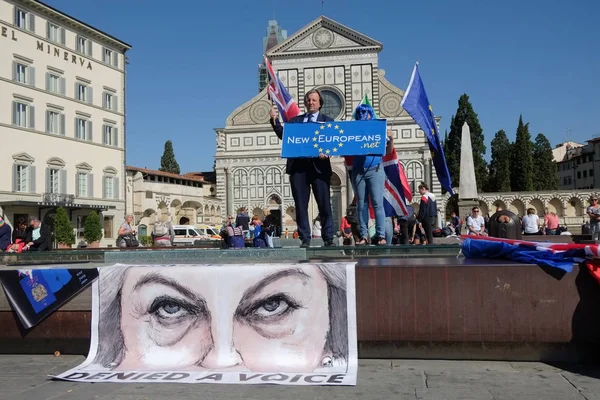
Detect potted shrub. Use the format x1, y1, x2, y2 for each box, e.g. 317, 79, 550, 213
54, 207, 75, 249
83, 211, 103, 248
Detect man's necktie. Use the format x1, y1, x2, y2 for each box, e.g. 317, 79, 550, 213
307, 114, 314, 122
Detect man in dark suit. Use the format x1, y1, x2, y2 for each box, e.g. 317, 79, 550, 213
25, 216, 52, 251
269, 89, 335, 248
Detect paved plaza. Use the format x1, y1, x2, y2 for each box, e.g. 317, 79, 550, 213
0, 355, 598, 399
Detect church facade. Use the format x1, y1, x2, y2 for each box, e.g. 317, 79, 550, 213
214, 16, 441, 232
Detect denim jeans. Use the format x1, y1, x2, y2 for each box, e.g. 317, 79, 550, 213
352, 164, 386, 239
384, 217, 393, 244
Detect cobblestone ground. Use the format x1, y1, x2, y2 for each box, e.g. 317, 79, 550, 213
0, 355, 598, 400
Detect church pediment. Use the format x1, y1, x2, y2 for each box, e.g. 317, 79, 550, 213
225, 89, 273, 127
267, 16, 382, 57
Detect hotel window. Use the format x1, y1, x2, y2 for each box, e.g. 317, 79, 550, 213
76, 172, 93, 197
47, 22, 65, 44
46, 168, 66, 194
13, 62, 34, 86
46, 110, 65, 135
103, 92, 118, 111
46, 73, 61, 93
103, 124, 119, 147
12, 163, 36, 193
75, 117, 92, 141
102, 47, 118, 67
75, 83, 92, 103
103, 176, 117, 199
12, 101, 34, 129
14, 8, 35, 32
76, 35, 92, 56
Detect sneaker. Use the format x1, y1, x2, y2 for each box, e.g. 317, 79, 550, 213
300, 241, 310, 248
323, 239, 336, 247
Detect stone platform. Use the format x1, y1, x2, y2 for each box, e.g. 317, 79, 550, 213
1, 255, 599, 363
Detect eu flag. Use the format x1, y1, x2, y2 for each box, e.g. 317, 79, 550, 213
400, 63, 454, 195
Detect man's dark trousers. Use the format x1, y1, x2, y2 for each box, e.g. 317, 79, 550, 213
290, 169, 333, 243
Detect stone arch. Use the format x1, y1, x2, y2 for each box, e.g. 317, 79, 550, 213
490, 197, 507, 212
404, 161, 423, 194
285, 206, 296, 225
252, 207, 265, 220
528, 198, 545, 216
267, 194, 282, 206
138, 208, 157, 232
508, 198, 525, 217
265, 167, 282, 186
181, 200, 201, 224
546, 197, 564, 217
566, 197, 584, 218
478, 200, 489, 218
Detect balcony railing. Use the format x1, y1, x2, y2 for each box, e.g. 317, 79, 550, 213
42, 192, 75, 205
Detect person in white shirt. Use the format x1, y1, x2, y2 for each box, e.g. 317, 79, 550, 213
521, 208, 540, 235
466, 207, 487, 236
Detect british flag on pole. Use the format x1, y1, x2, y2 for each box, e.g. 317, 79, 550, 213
265, 57, 301, 122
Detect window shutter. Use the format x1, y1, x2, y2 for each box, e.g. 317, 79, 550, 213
45, 72, 50, 90
102, 176, 106, 199
28, 105, 35, 129
12, 61, 17, 81
59, 77, 66, 95
13, 6, 18, 25
28, 66, 35, 87
113, 128, 119, 148
12, 164, 18, 192
46, 21, 50, 39
45, 167, 51, 193
87, 120, 93, 141
75, 172, 80, 197
60, 113, 65, 135
88, 173, 94, 198
87, 86, 93, 104
112, 53, 118, 68
60, 27, 65, 44
101, 47, 106, 63
74, 82, 78, 98
87, 41, 92, 56
29, 165, 36, 193
113, 95, 118, 112
45, 110, 50, 133
113, 177, 120, 199
28, 13, 35, 33
60, 169, 67, 194
12, 102, 17, 125
102, 92, 106, 108
74, 118, 78, 138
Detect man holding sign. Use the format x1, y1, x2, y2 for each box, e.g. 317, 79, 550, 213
269, 89, 336, 248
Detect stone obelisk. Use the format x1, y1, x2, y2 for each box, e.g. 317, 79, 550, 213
458, 122, 479, 219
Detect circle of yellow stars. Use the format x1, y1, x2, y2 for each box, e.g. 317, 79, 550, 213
312, 123, 345, 155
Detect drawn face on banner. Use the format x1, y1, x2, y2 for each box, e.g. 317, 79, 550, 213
113, 265, 340, 372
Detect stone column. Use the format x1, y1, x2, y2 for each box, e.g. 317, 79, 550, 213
225, 168, 233, 217
346, 170, 354, 207
422, 148, 432, 189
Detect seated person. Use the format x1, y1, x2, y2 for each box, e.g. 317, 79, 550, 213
466, 207, 487, 236
25, 217, 51, 251
0, 216, 11, 251
6, 238, 26, 253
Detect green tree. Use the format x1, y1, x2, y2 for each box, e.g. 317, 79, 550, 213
83, 211, 103, 243
532, 133, 558, 190
486, 130, 512, 192
510, 115, 535, 191
444, 94, 488, 191
159, 140, 181, 174
54, 207, 75, 245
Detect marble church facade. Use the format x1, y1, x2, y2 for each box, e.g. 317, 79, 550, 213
214, 16, 440, 231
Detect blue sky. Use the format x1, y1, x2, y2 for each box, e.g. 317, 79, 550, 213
44, 0, 599, 173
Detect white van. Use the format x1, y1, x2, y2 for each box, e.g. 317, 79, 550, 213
195, 224, 222, 239
172, 225, 209, 246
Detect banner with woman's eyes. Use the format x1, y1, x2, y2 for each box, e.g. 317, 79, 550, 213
54, 262, 358, 386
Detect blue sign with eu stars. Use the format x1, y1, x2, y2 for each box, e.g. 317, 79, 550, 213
281, 119, 387, 158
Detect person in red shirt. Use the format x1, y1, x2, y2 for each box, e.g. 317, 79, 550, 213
543, 211, 559, 235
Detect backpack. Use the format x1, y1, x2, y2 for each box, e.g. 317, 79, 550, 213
154, 222, 169, 237
346, 204, 358, 225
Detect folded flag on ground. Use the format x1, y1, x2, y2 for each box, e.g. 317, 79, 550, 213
461, 235, 600, 285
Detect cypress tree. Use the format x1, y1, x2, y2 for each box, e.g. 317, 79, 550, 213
444, 94, 488, 191
159, 140, 181, 174
487, 130, 512, 192
510, 115, 534, 191
532, 133, 558, 190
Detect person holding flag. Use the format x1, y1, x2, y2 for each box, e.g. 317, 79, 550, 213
266, 56, 336, 248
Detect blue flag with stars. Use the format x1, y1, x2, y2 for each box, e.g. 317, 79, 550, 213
281, 119, 387, 158
400, 63, 454, 196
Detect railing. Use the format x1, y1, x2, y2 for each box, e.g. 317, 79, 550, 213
42, 192, 75, 205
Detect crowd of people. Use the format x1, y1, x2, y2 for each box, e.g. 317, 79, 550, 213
0, 216, 52, 253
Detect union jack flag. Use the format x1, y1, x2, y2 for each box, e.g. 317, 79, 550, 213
265, 57, 301, 122
462, 235, 600, 285
345, 148, 411, 218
